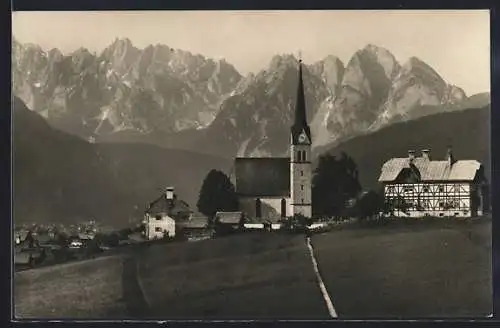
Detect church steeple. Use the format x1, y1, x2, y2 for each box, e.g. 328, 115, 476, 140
291, 59, 311, 145
289, 58, 312, 218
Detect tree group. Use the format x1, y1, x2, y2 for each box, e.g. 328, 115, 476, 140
197, 169, 239, 219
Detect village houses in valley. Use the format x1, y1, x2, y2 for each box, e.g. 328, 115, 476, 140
378, 148, 490, 217
231, 60, 313, 221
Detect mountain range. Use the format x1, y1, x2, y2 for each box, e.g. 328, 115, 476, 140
12, 38, 242, 138
12, 38, 490, 158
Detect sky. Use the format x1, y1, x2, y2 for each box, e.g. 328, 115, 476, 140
12, 10, 490, 95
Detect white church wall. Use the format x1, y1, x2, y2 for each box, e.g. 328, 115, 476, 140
238, 196, 292, 219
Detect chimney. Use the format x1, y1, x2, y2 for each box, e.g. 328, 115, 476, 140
446, 147, 456, 166
408, 150, 415, 162
165, 187, 175, 200
422, 149, 431, 160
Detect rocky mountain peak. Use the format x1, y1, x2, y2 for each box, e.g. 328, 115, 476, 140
100, 38, 141, 75
268, 54, 299, 73
309, 55, 345, 95
361, 44, 401, 80
47, 48, 64, 60
369, 56, 470, 132
394, 56, 448, 100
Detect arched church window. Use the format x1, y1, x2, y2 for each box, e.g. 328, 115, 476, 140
281, 198, 286, 217
255, 198, 262, 218
297, 150, 304, 162
302, 150, 307, 162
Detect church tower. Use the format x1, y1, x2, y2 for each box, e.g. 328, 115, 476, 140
290, 60, 312, 218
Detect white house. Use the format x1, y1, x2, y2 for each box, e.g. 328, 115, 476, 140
144, 187, 192, 240
145, 214, 176, 240
378, 148, 489, 218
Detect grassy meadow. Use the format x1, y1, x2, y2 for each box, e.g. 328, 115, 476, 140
13, 218, 492, 319
14, 255, 127, 319
311, 219, 492, 318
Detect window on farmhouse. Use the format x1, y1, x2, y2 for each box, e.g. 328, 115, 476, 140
439, 185, 445, 192
301, 185, 304, 191
404, 186, 414, 193
301, 170, 304, 176
155, 227, 162, 232
155, 215, 162, 221
453, 185, 461, 192
423, 185, 429, 192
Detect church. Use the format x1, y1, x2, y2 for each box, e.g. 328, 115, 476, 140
232, 60, 312, 220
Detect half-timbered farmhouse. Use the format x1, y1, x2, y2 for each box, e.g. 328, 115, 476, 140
378, 148, 489, 217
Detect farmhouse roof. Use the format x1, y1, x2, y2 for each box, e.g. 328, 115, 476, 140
178, 216, 209, 229
379, 157, 482, 183
215, 211, 243, 224
233, 157, 290, 197
146, 194, 192, 219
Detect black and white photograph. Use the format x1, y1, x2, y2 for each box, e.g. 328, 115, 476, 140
12, 10, 491, 320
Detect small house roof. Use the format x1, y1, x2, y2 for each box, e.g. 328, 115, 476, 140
178, 216, 209, 229
215, 211, 243, 224
378, 157, 482, 183
146, 194, 192, 220
78, 232, 95, 240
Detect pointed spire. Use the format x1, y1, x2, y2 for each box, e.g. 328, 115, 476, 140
293, 59, 307, 127
290, 58, 311, 145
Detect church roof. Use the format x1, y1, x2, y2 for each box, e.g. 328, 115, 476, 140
234, 157, 290, 197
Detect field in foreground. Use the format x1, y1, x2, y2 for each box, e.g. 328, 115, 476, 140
136, 233, 328, 319
312, 219, 492, 318
14, 219, 492, 320
14, 255, 126, 319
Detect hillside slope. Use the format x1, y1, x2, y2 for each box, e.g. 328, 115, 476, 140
320, 106, 490, 190
13, 97, 231, 226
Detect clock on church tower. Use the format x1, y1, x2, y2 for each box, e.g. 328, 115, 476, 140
297, 130, 310, 144
290, 60, 312, 218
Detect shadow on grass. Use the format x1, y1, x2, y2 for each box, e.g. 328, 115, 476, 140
121, 256, 149, 318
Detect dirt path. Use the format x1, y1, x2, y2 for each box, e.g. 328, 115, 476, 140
121, 256, 150, 318
305, 236, 338, 318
